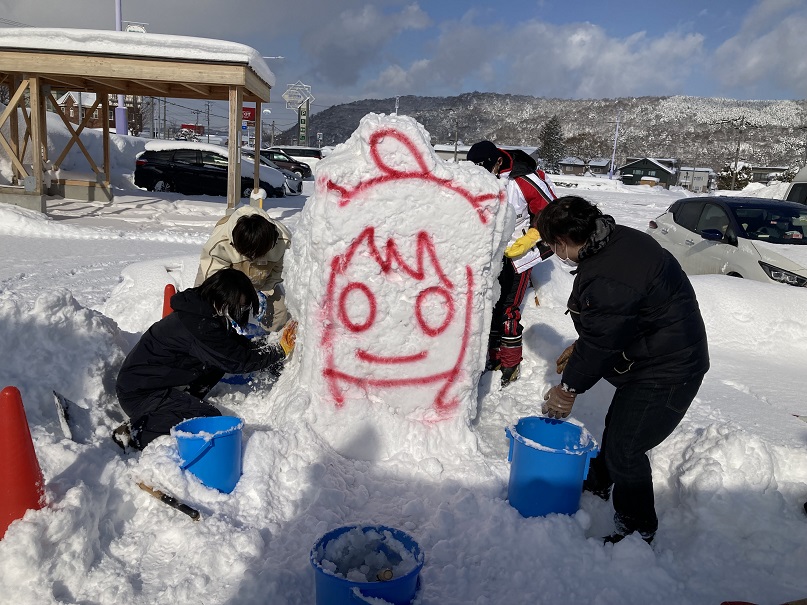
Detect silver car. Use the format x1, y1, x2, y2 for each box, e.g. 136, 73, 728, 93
647, 196, 807, 287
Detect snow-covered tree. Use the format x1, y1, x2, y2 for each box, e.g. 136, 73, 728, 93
717, 161, 753, 190
539, 115, 565, 174
769, 166, 799, 183
565, 131, 609, 173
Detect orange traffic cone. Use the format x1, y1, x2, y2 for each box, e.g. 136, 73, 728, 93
163, 283, 177, 318
0, 386, 46, 539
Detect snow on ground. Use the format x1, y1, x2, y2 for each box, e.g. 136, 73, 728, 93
0, 125, 806, 605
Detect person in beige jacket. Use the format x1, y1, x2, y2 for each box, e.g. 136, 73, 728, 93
195, 206, 292, 332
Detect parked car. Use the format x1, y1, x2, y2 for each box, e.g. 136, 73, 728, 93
784, 165, 807, 205
134, 141, 285, 198
253, 148, 312, 179
270, 146, 322, 173
647, 196, 807, 287
241, 150, 302, 195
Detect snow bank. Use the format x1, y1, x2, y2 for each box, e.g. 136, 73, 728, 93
277, 113, 513, 460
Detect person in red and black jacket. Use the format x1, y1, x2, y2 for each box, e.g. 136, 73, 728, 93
467, 141, 558, 386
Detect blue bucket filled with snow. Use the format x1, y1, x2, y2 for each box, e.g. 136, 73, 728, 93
310, 525, 424, 605
171, 415, 243, 493
505, 416, 599, 517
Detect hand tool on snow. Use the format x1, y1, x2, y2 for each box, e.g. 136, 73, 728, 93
137, 482, 200, 521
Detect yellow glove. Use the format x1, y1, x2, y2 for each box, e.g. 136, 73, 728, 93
505, 228, 541, 258
556, 342, 576, 374
279, 320, 298, 357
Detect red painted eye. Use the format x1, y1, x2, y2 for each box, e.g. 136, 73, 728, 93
415, 286, 454, 337
338, 282, 377, 332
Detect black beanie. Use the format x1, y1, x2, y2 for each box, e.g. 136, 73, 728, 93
466, 140, 502, 172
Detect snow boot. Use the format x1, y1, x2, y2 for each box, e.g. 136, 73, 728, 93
500, 364, 520, 387
603, 531, 653, 545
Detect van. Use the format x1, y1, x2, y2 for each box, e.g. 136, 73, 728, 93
271, 146, 323, 172
784, 166, 807, 205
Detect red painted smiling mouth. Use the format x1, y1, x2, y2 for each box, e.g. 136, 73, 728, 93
355, 350, 428, 364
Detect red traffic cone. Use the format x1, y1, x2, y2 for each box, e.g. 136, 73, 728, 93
0, 386, 46, 539
163, 283, 177, 318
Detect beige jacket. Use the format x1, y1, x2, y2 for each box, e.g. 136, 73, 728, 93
194, 206, 292, 294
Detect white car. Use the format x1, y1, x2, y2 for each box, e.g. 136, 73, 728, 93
647, 196, 807, 287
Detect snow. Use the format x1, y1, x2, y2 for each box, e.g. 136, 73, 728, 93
0, 28, 274, 88
0, 115, 806, 605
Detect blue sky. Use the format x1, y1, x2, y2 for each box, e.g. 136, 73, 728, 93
3, 0, 806, 129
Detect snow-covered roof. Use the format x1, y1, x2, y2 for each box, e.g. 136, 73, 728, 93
0, 28, 275, 89
144, 140, 231, 155
559, 157, 611, 166
55, 91, 98, 107
617, 157, 674, 174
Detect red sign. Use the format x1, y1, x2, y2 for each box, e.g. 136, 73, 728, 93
180, 123, 204, 134
242, 107, 256, 122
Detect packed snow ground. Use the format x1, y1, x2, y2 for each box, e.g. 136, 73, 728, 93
0, 128, 806, 605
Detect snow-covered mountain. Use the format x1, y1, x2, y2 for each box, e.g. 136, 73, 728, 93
301, 93, 807, 171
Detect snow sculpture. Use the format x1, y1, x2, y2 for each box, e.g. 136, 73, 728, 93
282, 113, 513, 460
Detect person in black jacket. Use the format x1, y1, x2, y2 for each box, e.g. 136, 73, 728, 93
536, 195, 709, 544
115, 269, 297, 450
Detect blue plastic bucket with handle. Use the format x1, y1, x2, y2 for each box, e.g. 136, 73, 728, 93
171, 416, 243, 493
505, 416, 599, 517
310, 525, 424, 605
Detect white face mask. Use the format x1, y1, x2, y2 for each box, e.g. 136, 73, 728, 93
555, 242, 578, 267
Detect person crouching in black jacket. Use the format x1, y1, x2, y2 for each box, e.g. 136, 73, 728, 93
115, 268, 297, 450
536, 195, 709, 544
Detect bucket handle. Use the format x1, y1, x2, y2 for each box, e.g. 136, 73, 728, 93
179, 438, 214, 470
583, 447, 599, 479
504, 426, 514, 462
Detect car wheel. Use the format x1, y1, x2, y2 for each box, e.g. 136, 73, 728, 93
241, 186, 253, 198
151, 180, 171, 192
727, 272, 743, 278
293, 170, 303, 178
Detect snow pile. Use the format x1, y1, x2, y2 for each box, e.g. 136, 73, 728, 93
278, 113, 513, 460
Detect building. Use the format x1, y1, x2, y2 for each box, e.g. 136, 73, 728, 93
749, 165, 789, 184
678, 167, 715, 193
618, 157, 677, 188
54, 91, 142, 132
557, 156, 612, 176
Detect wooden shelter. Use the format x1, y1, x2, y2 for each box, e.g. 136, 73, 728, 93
0, 28, 273, 211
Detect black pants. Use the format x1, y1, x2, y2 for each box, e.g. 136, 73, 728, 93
489, 258, 531, 368
118, 368, 224, 449
584, 375, 704, 537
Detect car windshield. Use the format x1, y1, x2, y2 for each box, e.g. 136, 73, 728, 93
735, 205, 807, 244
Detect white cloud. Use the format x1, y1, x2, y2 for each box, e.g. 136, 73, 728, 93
712, 2, 807, 98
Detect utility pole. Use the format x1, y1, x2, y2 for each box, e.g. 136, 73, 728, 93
608, 109, 620, 179
394, 96, 400, 116
271, 120, 275, 146
114, 0, 128, 135
206, 101, 211, 143
731, 116, 744, 191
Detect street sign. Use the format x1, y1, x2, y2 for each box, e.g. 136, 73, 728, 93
242, 107, 256, 122
283, 81, 314, 110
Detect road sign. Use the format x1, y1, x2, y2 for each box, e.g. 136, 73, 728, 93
242, 107, 256, 122
283, 81, 314, 110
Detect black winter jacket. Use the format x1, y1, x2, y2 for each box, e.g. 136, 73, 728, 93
116, 288, 284, 401
561, 220, 709, 393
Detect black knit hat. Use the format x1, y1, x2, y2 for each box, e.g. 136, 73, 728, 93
466, 140, 502, 172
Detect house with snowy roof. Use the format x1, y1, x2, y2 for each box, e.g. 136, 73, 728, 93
557, 156, 612, 176
618, 157, 677, 188
55, 92, 141, 131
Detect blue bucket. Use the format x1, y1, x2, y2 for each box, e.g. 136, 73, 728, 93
171, 416, 243, 493
505, 416, 599, 517
310, 525, 424, 605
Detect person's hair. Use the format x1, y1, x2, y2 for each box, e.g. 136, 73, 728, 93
197, 268, 258, 327
466, 140, 503, 172
535, 195, 603, 246
232, 214, 278, 260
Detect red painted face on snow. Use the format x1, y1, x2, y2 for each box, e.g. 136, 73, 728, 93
319, 127, 503, 418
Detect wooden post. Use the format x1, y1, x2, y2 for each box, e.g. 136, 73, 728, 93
9, 77, 20, 185
253, 101, 261, 201
227, 86, 243, 210
39, 84, 49, 163
29, 76, 43, 196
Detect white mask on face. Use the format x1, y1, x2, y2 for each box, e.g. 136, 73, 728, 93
555, 242, 578, 267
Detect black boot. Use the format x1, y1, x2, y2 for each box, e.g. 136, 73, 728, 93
500, 364, 520, 387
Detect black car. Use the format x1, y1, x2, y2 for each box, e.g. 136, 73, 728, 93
257, 148, 312, 179
134, 143, 285, 198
